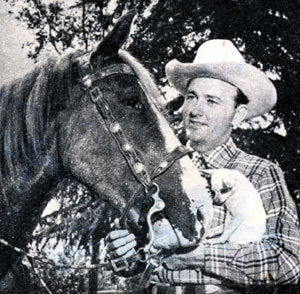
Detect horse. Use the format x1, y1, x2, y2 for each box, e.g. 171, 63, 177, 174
0, 11, 211, 292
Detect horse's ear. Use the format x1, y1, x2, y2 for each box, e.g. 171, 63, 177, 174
91, 10, 136, 63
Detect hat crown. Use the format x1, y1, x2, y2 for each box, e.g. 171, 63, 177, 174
194, 39, 245, 64
165, 39, 277, 119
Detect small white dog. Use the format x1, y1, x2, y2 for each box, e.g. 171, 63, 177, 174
203, 168, 266, 244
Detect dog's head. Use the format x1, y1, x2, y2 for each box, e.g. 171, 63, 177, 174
203, 169, 237, 205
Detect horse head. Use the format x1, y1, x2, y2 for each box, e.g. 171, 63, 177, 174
58, 12, 212, 249
0, 12, 212, 282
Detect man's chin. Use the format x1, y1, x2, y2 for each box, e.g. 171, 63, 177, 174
186, 132, 206, 146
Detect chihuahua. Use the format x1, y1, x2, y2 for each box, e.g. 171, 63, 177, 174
203, 168, 266, 245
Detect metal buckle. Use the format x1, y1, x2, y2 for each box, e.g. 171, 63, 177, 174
111, 257, 129, 272
90, 86, 103, 103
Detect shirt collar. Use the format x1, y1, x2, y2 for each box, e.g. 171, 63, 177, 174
187, 137, 239, 169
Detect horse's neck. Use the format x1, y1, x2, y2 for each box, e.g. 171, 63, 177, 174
0, 59, 65, 244
0, 53, 75, 279
0, 104, 60, 210
0, 52, 74, 208
0, 142, 60, 236
0, 162, 60, 280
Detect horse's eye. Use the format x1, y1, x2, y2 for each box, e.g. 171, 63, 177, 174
123, 96, 144, 111
133, 101, 143, 110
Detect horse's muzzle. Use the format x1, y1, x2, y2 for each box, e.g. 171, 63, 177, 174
150, 218, 202, 249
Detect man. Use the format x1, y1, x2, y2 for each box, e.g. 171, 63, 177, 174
105, 40, 300, 293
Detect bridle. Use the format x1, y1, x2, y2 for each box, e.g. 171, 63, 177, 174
76, 52, 192, 285
0, 51, 194, 293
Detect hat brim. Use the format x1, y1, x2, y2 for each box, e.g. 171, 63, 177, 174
165, 60, 277, 119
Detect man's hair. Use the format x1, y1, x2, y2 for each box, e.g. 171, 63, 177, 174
235, 88, 249, 107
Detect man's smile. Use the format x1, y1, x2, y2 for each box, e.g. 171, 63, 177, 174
188, 118, 208, 127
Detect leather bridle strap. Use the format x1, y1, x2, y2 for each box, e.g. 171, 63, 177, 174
90, 85, 153, 188
150, 145, 192, 180
119, 145, 192, 227
78, 57, 153, 188
77, 55, 192, 220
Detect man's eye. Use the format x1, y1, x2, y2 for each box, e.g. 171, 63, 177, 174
186, 94, 196, 100
208, 99, 218, 105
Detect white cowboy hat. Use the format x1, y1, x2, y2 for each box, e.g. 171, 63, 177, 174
165, 39, 277, 119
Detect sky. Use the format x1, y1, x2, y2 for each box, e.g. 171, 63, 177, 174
0, 1, 34, 84
0, 0, 131, 85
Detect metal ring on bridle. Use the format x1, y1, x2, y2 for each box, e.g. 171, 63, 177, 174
143, 183, 165, 253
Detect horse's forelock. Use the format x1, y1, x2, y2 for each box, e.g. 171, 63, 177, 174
118, 50, 167, 113
118, 50, 182, 153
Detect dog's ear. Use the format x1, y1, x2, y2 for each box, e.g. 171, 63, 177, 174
223, 178, 236, 189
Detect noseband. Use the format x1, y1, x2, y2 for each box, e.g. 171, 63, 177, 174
77, 53, 192, 275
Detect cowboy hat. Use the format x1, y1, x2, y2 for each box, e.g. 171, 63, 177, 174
165, 39, 277, 119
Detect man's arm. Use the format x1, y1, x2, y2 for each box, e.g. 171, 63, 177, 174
157, 164, 300, 286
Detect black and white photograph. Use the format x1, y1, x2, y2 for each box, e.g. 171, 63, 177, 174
0, 1, 299, 293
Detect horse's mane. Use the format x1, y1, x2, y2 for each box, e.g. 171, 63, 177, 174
0, 51, 79, 186
0, 48, 168, 194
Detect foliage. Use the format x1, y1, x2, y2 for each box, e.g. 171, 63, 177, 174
4, 0, 151, 59
4, 0, 300, 291
129, 0, 300, 205
27, 179, 122, 293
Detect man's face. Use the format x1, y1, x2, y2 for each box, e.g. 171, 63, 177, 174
182, 78, 241, 152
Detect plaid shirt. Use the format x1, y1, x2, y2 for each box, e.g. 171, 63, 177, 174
154, 138, 300, 288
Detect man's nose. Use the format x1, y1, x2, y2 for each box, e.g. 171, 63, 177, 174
189, 100, 205, 117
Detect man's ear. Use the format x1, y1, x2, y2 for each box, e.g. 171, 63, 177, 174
232, 104, 248, 127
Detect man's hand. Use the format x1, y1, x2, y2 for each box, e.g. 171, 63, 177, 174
105, 229, 139, 266
162, 243, 205, 271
